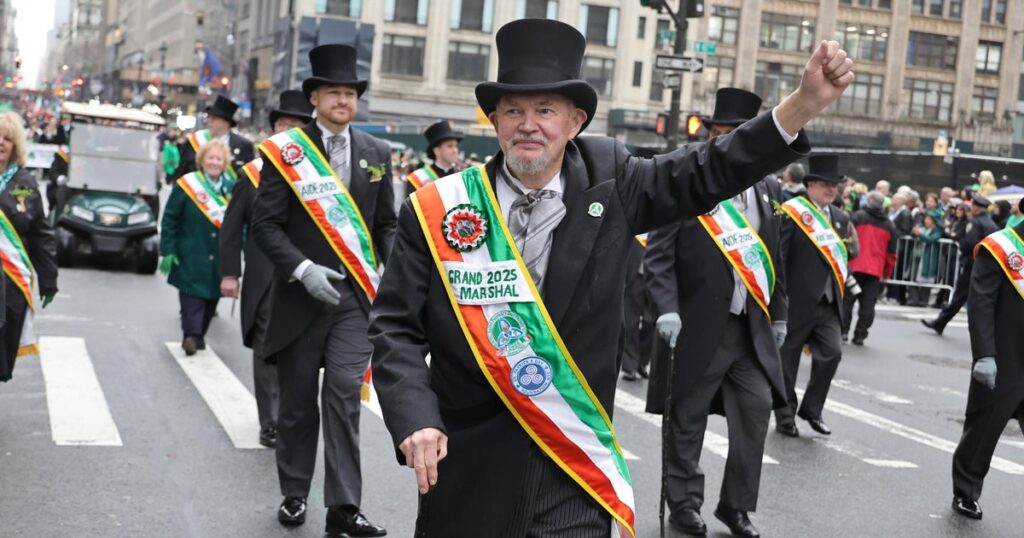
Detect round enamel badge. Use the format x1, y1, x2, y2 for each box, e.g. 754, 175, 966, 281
443, 204, 489, 252
1008, 252, 1024, 272
487, 310, 530, 356
327, 206, 349, 227
511, 356, 553, 397
195, 191, 209, 204
281, 142, 305, 165
800, 212, 815, 226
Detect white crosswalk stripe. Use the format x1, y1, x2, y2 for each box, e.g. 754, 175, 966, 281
39, 336, 122, 446
833, 379, 913, 405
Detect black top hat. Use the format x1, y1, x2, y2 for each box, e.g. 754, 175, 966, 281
269, 90, 314, 127
206, 95, 239, 126
475, 19, 598, 132
803, 154, 846, 184
702, 88, 762, 129
302, 44, 368, 98
424, 120, 464, 159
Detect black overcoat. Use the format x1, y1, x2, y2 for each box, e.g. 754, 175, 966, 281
219, 174, 274, 347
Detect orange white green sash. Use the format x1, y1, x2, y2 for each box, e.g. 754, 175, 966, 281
976, 228, 1024, 301
635, 233, 648, 248
0, 210, 38, 360
407, 166, 439, 190
188, 129, 237, 182
781, 196, 849, 296
241, 158, 262, 188
177, 171, 229, 228
697, 200, 775, 317
411, 165, 635, 537
56, 146, 69, 163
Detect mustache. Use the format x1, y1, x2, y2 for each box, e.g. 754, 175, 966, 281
510, 135, 547, 147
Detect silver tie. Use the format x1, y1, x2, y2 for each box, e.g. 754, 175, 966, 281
328, 134, 349, 188
503, 173, 566, 291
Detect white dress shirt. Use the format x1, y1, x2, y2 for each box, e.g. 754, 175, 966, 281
495, 160, 564, 221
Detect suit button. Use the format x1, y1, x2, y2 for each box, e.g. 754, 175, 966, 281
211, 232, 216, 238
209, 255, 214, 261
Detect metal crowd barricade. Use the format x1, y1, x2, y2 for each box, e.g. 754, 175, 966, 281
884, 236, 962, 305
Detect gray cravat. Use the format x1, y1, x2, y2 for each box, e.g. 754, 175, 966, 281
502, 172, 566, 291
328, 134, 349, 187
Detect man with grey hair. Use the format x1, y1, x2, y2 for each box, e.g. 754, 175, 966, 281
844, 191, 897, 344
875, 180, 891, 198
782, 163, 805, 200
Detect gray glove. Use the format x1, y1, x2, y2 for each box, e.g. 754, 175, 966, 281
972, 357, 997, 390
772, 321, 788, 347
656, 313, 682, 348
300, 264, 346, 305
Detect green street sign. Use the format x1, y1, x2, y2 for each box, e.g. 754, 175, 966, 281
693, 40, 718, 54
657, 29, 676, 46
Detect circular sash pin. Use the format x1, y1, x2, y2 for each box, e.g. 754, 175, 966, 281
588, 202, 604, 218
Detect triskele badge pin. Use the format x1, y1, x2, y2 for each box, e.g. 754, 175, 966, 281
588, 202, 604, 217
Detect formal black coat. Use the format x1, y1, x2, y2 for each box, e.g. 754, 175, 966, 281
252, 122, 396, 356
644, 178, 788, 415
220, 175, 273, 347
368, 112, 809, 537
962, 213, 999, 269
780, 195, 854, 329
966, 222, 1024, 414
171, 132, 255, 182
891, 207, 914, 238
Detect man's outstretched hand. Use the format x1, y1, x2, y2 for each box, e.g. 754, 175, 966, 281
776, 40, 855, 136
399, 427, 448, 494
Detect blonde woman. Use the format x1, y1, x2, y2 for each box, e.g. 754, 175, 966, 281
160, 139, 234, 355
0, 112, 58, 382
977, 170, 997, 197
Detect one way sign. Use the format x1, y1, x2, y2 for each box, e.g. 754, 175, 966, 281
655, 54, 704, 73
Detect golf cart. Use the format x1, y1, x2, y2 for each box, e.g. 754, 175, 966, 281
52, 102, 163, 273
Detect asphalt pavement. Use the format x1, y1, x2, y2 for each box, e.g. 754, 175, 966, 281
1, 266, 1021, 537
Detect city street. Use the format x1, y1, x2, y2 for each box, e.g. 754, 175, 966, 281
0, 266, 1020, 537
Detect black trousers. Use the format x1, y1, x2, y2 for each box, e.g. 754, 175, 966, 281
933, 263, 972, 330
179, 292, 219, 339
776, 301, 842, 425
0, 281, 27, 382
252, 292, 279, 430
666, 315, 772, 514
841, 272, 882, 341
621, 272, 653, 374
952, 389, 1024, 501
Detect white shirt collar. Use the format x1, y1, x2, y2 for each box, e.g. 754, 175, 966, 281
317, 121, 350, 146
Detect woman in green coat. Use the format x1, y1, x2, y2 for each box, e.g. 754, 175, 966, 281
910, 211, 943, 306
160, 139, 234, 355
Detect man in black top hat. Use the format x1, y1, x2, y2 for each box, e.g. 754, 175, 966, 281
370, 18, 853, 536
405, 120, 463, 198
774, 155, 857, 438
643, 88, 789, 538
922, 194, 999, 336
172, 95, 255, 182
220, 89, 314, 449
252, 45, 393, 537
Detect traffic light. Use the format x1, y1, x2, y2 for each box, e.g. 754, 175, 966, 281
14, 56, 20, 69
220, 76, 230, 88
655, 112, 669, 136
686, 0, 705, 18
686, 114, 702, 140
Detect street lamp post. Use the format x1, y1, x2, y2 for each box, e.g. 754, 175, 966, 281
158, 42, 168, 114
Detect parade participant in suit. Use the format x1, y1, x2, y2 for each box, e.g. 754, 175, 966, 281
252, 44, 394, 537
0, 112, 56, 383
160, 139, 235, 355
405, 120, 463, 197
621, 236, 653, 381
951, 204, 1024, 520
219, 89, 314, 448
644, 88, 789, 538
368, 18, 853, 537
774, 154, 857, 438
171, 95, 255, 183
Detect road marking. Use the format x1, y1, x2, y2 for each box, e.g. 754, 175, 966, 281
165, 342, 266, 449
832, 379, 913, 405
614, 389, 778, 465
911, 384, 968, 399
810, 438, 917, 469
39, 336, 122, 446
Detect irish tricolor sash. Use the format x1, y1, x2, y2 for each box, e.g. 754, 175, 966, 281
0, 211, 38, 360
188, 129, 237, 182
697, 200, 775, 317
635, 233, 648, 248
407, 166, 439, 190
411, 165, 635, 537
241, 158, 263, 188
976, 228, 1024, 301
781, 197, 849, 296
260, 128, 381, 400
56, 146, 69, 163
177, 171, 229, 228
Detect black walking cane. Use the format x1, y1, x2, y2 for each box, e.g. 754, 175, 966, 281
659, 335, 677, 538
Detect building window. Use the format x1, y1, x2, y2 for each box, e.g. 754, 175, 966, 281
638, 16, 646, 39
878, 0, 891, 8
834, 23, 888, 62
381, 34, 425, 76
451, 0, 494, 32
949, 0, 962, 17
316, 0, 361, 17
515, 0, 557, 19
705, 55, 735, 89
385, 0, 428, 25
448, 42, 489, 81
911, 0, 924, 14
981, 0, 991, 21
972, 86, 998, 120
754, 62, 802, 106
835, 72, 884, 115
907, 32, 957, 69
905, 78, 954, 122
578, 5, 619, 48
928, 0, 943, 15
976, 41, 1002, 73
759, 13, 816, 53
994, 0, 1006, 24
632, 61, 643, 88
649, 70, 665, 101
241, 2, 250, 18
582, 56, 614, 97
708, 6, 739, 46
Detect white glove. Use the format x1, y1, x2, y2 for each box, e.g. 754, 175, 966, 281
300, 264, 346, 305
656, 313, 682, 348
972, 357, 997, 390
772, 321, 788, 347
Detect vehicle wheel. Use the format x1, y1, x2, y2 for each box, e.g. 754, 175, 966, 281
136, 235, 159, 274
56, 227, 77, 268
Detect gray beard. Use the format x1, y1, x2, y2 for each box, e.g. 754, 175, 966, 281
505, 152, 550, 177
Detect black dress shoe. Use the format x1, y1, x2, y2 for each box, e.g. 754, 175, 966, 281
326, 506, 387, 537
278, 497, 307, 526
259, 426, 277, 448
851, 337, 864, 346
668, 508, 706, 535
638, 365, 650, 379
714, 505, 760, 537
196, 338, 206, 350
182, 337, 198, 356
952, 496, 982, 520
775, 422, 799, 438
622, 370, 638, 382
798, 412, 831, 435
921, 319, 944, 336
